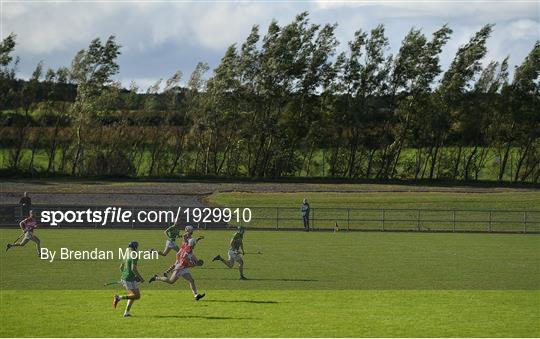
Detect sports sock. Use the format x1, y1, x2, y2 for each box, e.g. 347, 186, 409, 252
163, 264, 175, 274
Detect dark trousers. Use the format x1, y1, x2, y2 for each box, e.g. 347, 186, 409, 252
303, 215, 310, 231
22, 207, 30, 218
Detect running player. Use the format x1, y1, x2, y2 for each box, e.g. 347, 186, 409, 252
152, 222, 181, 257
6, 210, 41, 256
213, 226, 247, 280
113, 241, 145, 317
149, 238, 206, 301
161, 225, 203, 277
182, 225, 205, 245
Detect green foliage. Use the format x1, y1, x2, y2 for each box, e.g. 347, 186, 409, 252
0, 14, 538, 182
0, 33, 17, 69
86, 150, 135, 176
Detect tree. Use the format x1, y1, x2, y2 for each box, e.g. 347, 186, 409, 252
69, 36, 121, 175
0, 33, 19, 111
333, 25, 391, 178
506, 42, 540, 182
388, 25, 452, 179
434, 24, 493, 180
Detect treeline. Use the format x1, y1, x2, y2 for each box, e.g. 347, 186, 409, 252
1, 12, 539, 182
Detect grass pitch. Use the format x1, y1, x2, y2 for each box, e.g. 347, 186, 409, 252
208, 191, 540, 232
208, 190, 540, 210
1, 229, 539, 337
2, 290, 538, 337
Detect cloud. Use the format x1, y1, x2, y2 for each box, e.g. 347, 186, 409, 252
507, 19, 539, 40
2, 1, 538, 83
3, 2, 296, 55
314, 0, 539, 22
3, 2, 128, 54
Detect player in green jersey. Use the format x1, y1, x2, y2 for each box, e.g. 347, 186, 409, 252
113, 241, 145, 317
152, 222, 181, 257
212, 226, 247, 280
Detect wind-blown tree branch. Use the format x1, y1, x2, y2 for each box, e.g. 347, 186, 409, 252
433, 24, 493, 180
0, 34, 21, 168
160, 71, 187, 175
292, 22, 339, 176
184, 61, 210, 174
388, 25, 452, 179
464, 58, 509, 180
334, 25, 391, 178
505, 42, 540, 182
253, 12, 319, 176
25, 62, 44, 173
0, 33, 19, 111
8, 61, 43, 170
235, 25, 261, 176
205, 45, 242, 175
328, 29, 366, 176
43, 66, 72, 174
69, 36, 121, 175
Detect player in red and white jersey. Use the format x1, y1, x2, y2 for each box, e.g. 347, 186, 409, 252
161, 225, 204, 278
6, 210, 42, 256
182, 225, 193, 244
149, 237, 206, 301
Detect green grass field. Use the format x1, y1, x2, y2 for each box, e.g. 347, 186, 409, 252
208, 191, 540, 232
1, 229, 539, 337
209, 191, 540, 210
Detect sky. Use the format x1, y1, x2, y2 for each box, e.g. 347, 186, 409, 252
1, 0, 539, 91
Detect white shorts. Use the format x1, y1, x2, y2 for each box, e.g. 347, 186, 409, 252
121, 279, 139, 290
166, 240, 179, 250
171, 264, 189, 279
228, 249, 243, 263
23, 231, 34, 240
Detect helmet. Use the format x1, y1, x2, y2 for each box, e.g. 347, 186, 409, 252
237, 226, 245, 234
128, 241, 138, 249
185, 225, 194, 232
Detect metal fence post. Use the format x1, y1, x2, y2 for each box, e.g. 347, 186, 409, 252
276, 207, 279, 230
347, 208, 350, 231
381, 209, 385, 231
523, 211, 527, 233
417, 210, 421, 231
312, 208, 315, 231
488, 211, 492, 232
452, 210, 456, 232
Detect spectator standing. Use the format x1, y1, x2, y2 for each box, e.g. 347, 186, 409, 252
301, 198, 310, 231
19, 192, 32, 218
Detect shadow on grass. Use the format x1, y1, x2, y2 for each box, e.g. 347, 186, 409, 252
204, 299, 278, 304
150, 315, 258, 320
219, 278, 318, 282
